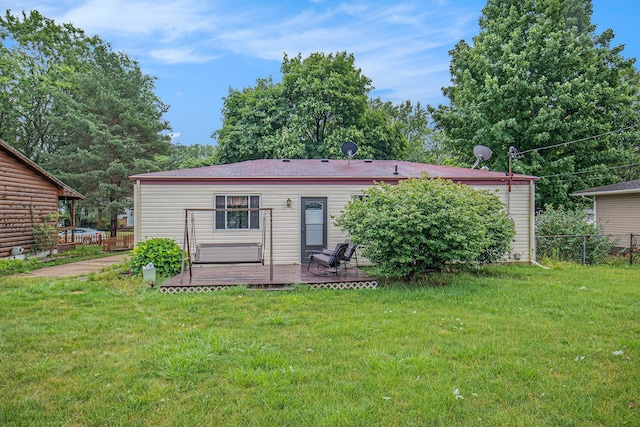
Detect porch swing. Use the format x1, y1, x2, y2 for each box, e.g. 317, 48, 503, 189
179, 207, 273, 284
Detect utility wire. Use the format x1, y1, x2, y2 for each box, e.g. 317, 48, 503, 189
539, 162, 640, 179
558, 175, 636, 184
518, 124, 640, 155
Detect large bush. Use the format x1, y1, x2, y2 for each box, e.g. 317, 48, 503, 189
535, 206, 615, 264
129, 238, 184, 277
335, 177, 515, 279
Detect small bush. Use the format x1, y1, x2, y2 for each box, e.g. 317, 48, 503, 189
0, 258, 41, 276
335, 176, 515, 279
31, 213, 59, 253
58, 245, 103, 258
535, 205, 615, 264
129, 238, 184, 277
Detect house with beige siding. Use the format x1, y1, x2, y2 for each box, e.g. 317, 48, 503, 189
129, 159, 538, 265
571, 179, 640, 237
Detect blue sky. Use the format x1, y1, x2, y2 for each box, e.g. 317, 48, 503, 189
4, 0, 639, 146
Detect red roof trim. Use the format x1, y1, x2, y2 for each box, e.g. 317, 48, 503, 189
129, 159, 538, 186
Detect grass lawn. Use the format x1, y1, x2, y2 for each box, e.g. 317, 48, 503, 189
0, 263, 638, 426
0, 246, 128, 277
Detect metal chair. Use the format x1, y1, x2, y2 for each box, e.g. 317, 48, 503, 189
323, 240, 358, 270
307, 242, 348, 275
341, 243, 358, 269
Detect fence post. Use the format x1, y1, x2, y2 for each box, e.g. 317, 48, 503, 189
631, 233, 634, 266
583, 235, 587, 265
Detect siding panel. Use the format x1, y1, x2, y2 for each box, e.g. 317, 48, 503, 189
596, 194, 640, 235
137, 181, 533, 265
473, 184, 532, 262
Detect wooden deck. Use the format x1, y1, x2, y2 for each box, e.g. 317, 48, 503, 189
160, 264, 378, 293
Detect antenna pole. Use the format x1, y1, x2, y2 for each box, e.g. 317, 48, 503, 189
509, 148, 513, 191
269, 208, 273, 282
507, 147, 517, 216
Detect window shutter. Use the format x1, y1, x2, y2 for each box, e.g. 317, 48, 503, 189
215, 196, 225, 230
250, 196, 260, 229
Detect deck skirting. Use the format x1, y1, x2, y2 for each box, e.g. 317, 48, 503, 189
160, 264, 377, 292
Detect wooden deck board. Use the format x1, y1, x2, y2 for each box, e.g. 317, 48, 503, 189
161, 264, 378, 292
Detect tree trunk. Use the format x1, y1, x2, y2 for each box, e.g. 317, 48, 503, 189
110, 216, 118, 238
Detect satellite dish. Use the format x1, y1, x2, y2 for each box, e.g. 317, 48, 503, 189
472, 145, 492, 169
342, 141, 358, 157
341, 141, 358, 164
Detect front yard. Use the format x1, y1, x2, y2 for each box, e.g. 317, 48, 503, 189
0, 264, 638, 426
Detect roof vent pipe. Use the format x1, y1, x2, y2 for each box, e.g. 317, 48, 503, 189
393, 165, 399, 175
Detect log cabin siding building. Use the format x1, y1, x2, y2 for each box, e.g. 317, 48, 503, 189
130, 159, 539, 264
0, 139, 83, 258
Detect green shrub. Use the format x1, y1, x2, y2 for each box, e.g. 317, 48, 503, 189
60, 245, 103, 258
335, 176, 515, 279
535, 205, 615, 264
31, 213, 59, 253
129, 238, 184, 277
0, 258, 41, 276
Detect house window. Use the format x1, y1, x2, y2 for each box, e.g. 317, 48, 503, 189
215, 195, 260, 230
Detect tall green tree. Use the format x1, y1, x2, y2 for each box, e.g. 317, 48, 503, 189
215, 52, 407, 162
369, 99, 456, 165
48, 44, 171, 236
433, 0, 640, 207
359, 106, 407, 160
1, 11, 172, 235
155, 143, 219, 171
280, 52, 373, 158
215, 77, 302, 163
0, 10, 96, 161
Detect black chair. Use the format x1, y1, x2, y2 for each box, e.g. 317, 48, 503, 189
307, 242, 348, 275
323, 240, 358, 270
341, 243, 358, 269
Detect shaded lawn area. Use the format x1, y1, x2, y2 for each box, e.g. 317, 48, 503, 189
0, 264, 638, 426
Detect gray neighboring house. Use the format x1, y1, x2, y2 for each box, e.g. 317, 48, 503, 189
571, 179, 640, 236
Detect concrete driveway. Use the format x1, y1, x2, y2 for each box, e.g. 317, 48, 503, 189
18, 253, 129, 278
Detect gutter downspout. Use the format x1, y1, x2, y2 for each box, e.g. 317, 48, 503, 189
581, 195, 596, 226
529, 180, 551, 269
507, 150, 513, 217
530, 180, 536, 263
134, 180, 141, 245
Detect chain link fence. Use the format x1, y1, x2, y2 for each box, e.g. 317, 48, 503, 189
536, 233, 638, 265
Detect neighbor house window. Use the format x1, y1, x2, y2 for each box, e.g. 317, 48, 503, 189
215, 195, 260, 230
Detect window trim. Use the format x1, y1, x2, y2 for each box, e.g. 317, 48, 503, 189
214, 194, 261, 230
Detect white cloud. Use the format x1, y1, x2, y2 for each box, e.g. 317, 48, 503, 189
60, 0, 212, 37
4, 0, 480, 119
169, 132, 181, 143
149, 48, 219, 64
207, 2, 477, 103
57, 0, 216, 40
